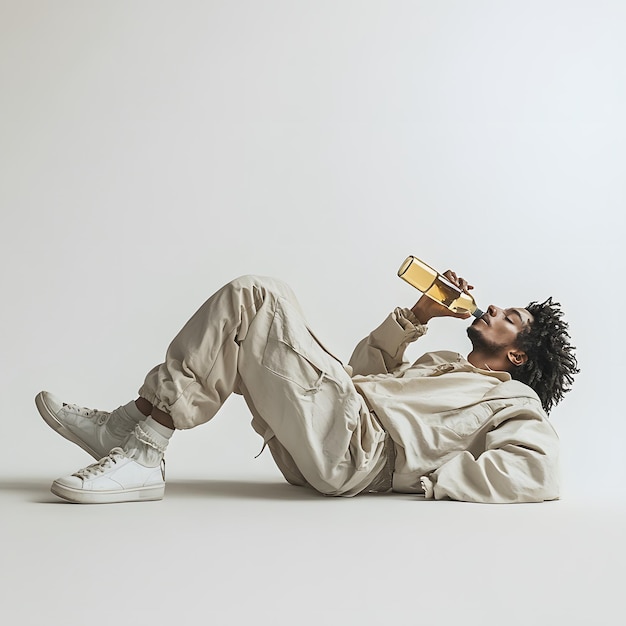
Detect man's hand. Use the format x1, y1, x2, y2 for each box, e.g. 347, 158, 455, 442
410, 270, 474, 324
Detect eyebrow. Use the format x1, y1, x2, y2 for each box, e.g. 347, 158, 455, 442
506, 309, 525, 324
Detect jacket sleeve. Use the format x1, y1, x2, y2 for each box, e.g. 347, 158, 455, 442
348, 308, 427, 376
424, 402, 560, 503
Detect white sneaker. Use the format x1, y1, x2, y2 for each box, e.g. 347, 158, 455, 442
51, 447, 165, 504
36, 391, 134, 460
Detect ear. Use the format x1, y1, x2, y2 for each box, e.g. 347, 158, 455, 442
507, 349, 528, 367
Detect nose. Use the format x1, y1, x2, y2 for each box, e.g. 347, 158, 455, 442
487, 305, 502, 317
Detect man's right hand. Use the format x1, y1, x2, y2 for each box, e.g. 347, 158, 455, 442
410, 270, 474, 324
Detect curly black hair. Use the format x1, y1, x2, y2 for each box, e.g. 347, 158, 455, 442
510, 297, 579, 414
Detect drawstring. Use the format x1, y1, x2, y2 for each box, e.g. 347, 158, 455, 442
304, 371, 326, 394
254, 427, 276, 458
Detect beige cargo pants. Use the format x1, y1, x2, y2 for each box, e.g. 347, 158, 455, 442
139, 275, 390, 496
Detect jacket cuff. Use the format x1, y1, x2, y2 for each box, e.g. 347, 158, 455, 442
420, 475, 435, 499
397, 307, 423, 329
369, 307, 426, 353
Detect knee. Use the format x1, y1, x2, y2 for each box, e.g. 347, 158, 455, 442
226, 275, 269, 291
225, 275, 293, 300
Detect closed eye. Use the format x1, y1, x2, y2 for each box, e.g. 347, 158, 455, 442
506, 309, 524, 326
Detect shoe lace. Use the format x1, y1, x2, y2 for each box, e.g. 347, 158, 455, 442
63, 403, 108, 419
73, 447, 126, 479
63, 402, 109, 425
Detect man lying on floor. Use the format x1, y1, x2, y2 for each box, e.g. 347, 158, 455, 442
36, 271, 578, 504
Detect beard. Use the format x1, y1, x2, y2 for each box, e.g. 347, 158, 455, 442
466, 325, 505, 354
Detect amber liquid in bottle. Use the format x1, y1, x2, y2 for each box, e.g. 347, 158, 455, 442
397, 256, 484, 317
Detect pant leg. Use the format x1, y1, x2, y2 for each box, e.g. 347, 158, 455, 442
139, 274, 288, 428
139, 275, 389, 496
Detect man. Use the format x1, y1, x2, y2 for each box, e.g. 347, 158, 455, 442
36, 272, 578, 504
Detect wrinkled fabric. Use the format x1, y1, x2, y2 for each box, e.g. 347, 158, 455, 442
349, 308, 560, 503
140, 278, 559, 503
140, 276, 390, 497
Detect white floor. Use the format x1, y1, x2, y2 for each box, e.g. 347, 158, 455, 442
2, 457, 624, 625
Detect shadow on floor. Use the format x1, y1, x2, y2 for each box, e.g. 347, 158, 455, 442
0, 477, 371, 503
165, 478, 323, 501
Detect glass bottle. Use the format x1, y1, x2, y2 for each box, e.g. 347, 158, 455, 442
397, 255, 484, 318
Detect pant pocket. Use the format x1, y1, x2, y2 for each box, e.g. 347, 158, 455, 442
262, 297, 339, 392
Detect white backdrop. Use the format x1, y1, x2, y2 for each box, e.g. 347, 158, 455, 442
1, 0, 624, 500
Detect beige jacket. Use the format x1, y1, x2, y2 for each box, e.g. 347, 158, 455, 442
348, 308, 560, 503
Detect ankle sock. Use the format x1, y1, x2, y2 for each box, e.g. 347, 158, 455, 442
107, 400, 146, 441
123, 417, 173, 467
124, 400, 147, 422
144, 416, 175, 439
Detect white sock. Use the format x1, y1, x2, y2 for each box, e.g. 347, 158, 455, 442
122, 400, 146, 422
107, 400, 146, 441
123, 417, 173, 467
144, 416, 174, 439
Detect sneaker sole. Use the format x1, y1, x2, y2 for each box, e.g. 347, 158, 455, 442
35, 392, 102, 461
50, 481, 165, 504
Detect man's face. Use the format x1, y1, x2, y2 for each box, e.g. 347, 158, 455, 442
467, 305, 534, 353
